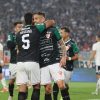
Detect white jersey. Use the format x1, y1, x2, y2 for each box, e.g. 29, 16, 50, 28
0, 43, 3, 51
92, 42, 100, 66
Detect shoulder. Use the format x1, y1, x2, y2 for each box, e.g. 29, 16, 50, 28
67, 39, 75, 45
70, 39, 75, 44
93, 42, 100, 48
93, 42, 98, 47
8, 32, 13, 36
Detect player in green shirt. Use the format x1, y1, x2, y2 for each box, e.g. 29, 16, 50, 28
53, 27, 79, 100
7, 21, 23, 100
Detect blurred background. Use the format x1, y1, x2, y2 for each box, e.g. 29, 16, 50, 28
0, 0, 100, 82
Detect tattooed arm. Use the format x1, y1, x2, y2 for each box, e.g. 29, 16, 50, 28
58, 38, 66, 67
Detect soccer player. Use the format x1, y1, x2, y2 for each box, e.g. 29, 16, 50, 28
0, 42, 8, 92
53, 27, 79, 100
16, 12, 55, 100
7, 21, 23, 100
33, 12, 67, 100
88, 33, 100, 95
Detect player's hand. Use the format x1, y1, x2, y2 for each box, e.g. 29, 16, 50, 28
87, 60, 92, 68
0, 60, 4, 67
59, 56, 66, 67
66, 56, 69, 61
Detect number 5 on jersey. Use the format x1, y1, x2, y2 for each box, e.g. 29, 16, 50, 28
22, 34, 30, 49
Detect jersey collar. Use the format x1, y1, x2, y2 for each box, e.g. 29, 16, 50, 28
65, 38, 71, 44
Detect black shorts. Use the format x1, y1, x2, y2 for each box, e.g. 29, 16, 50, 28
96, 66, 100, 75
0, 66, 2, 73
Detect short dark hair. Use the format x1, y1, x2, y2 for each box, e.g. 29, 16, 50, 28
33, 12, 45, 18
61, 27, 70, 33
24, 12, 32, 25
96, 33, 100, 38
13, 21, 22, 27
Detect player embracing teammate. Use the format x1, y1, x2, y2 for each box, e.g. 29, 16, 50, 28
7, 11, 79, 100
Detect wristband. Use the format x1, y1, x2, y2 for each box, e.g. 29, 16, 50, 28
68, 57, 72, 61
0, 60, 4, 64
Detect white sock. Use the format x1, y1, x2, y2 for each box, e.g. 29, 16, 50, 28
98, 78, 100, 89
1, 77, 7, 88
95, 78, 100, 92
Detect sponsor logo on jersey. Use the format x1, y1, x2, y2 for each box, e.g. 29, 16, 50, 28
46, 31, 51, 39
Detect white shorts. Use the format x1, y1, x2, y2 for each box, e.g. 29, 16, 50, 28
9, 63, 17, 79
41, 63, 64, 85
62, 69, 73, 84
16, 62, 40, 85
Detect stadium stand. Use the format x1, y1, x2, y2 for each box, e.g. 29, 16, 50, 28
0, 0, 100, 51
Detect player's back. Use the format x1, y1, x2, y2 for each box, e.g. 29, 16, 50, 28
16, 25, 41, 63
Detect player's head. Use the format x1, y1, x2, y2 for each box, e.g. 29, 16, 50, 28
60, 27, 70, 40
96, 33, 100, 41
24, 12, 33, 25
14, 21, 23, 33
33, 12, 46, 24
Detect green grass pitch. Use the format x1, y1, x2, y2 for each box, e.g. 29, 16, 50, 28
0, 82, 100, 100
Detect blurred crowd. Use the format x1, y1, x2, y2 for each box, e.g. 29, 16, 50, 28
0, 0, 100, 51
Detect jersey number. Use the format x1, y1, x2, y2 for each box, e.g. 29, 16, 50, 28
22, 34, 30, 49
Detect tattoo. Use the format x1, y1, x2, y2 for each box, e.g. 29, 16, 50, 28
58, 39, 66, 57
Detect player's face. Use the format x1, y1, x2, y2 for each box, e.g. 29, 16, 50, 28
14, 24, 23, 33
33, 14, 45, 24
60, 29, 69, 39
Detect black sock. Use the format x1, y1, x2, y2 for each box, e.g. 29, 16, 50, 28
31, 89, 40, 100
9, 84, 14, 96
45, 93, 52, 100
61, 88, 70, 100
65, 87, 70, 100
53, 83, 59, 100
25, 89, 28, 99
18, 92, 26, 100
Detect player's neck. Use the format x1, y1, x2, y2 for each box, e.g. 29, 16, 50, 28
64, 37, 70, 42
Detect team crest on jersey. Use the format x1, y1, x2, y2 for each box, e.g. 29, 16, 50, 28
46, 31, 51, 39
66, 45, 71, 51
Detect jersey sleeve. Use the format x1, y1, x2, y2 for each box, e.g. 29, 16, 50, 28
92, 43, 96, 51
72, 43, 79, 54
53, 27, 62, 41
7, 33, 16, 50
0, 44, 3, 51
35, 23, 46, 33
7, 33, 13, 41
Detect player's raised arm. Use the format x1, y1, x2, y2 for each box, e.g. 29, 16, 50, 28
44, 20, 55, 28
35, 20, 55, 33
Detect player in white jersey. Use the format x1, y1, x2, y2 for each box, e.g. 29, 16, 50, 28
0, 43, 8, 92
88, 33, 100, 95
